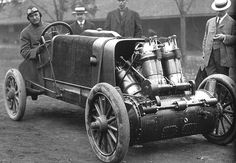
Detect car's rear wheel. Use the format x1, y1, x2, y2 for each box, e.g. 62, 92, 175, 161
85, 83, 130, 163
3, 69, 26, 121
198, 74, 236, 145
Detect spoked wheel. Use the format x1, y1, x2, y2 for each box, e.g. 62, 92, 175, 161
3, 69, 26, 121
85, 83, 130, 163
198, 74, 236, 145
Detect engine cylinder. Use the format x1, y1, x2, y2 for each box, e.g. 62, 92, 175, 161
162, 48, 185, 84
116, 66, 142, 96
140, 43, 166, 85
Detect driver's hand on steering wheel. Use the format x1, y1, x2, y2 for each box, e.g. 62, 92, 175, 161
36, 44, 45, 54
42, 31, 54, 42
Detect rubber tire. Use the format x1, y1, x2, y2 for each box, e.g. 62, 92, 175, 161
198, 74, 236, 145
3, 69, 26, 121
85, 83, 130, 163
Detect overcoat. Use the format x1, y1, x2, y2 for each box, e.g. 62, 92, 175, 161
202, 14, 236, 68
70, 20, 95, 35
20, 22, 49, 59
104, 8, 142, 38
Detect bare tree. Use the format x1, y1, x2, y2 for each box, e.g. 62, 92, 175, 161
0, 0, 24, 19
28, 0, 97, 21
52, 0, 69, 21
29, 0, 59, 21
174, 0, 195, 58
0, 0, 7, 12
0, 0, 22, 12
0, 0, 97, 21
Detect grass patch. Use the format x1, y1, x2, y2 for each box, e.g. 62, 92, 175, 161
0, 45, 22, 60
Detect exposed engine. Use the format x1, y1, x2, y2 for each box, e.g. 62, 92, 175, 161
115, 35, 219, 145
116, 35, 191, 97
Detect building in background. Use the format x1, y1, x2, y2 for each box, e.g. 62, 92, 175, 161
0, 0, 235, 54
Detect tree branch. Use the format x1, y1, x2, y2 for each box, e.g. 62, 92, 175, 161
30, 0, 55, 21
185, 0, 195, 13
0, 0, 7, 12
174, 0, 195, 15
174, 0, 181, 13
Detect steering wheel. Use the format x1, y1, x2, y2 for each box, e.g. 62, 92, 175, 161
41, 21, 73, 44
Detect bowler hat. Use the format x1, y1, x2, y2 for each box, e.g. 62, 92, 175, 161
72, 6, 88, 14
211, 0, 231, 11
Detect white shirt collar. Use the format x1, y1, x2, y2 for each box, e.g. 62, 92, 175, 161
217, 13, 227, 24
77, 20, 85, 25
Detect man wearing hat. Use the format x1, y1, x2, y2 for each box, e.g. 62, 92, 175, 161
70, 6, 95, 35
104, 0, 142, 38
201, 0, 236, 81
20, 6, 49, 60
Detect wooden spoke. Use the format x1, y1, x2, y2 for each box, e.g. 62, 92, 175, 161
94, 103, 102, 116
107, 116, 116, 124
220, 119, 226, 134
108, 124, 118, 132
98, 96, 105, 115
223, 109, 234, 115
103, 133, 108, 153
220, 91, 229, 103
215, 120, 219, 135
106, 105, 112, 118
108, 129, 117, 144
106, 133, 115, 152
9, 100, 13, 110
222, 114, 232, 126
12, 100, 17, 113
9, 79, 13, 87
92, 115, 98, 120
98, 132, 104, 149
92, 130, 99, 141
15, 90, 19, 96
223, 101, 232, 108
14, 96, 19, 106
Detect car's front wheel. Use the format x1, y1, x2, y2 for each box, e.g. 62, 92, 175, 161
85, 83, 130, 163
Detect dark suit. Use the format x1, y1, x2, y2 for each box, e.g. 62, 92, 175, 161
104, 8, 142, 38
70, 20, 95, 35
202, 14, 236, 76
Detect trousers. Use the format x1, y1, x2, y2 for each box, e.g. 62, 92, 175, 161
205, 49, 229, 76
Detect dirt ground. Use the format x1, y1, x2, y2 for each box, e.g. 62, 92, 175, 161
0, 46, 235, 163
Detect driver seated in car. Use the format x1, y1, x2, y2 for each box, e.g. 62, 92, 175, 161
20, 6, 49, 60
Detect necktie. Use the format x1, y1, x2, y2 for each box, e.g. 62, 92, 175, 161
216, 17, 221, 34
216, 17, 221, 26
79, 22, 83, 28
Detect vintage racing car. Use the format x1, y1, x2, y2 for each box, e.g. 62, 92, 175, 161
3, 21, 236, 163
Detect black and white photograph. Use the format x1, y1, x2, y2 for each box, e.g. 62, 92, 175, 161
0, 0, 235, 162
